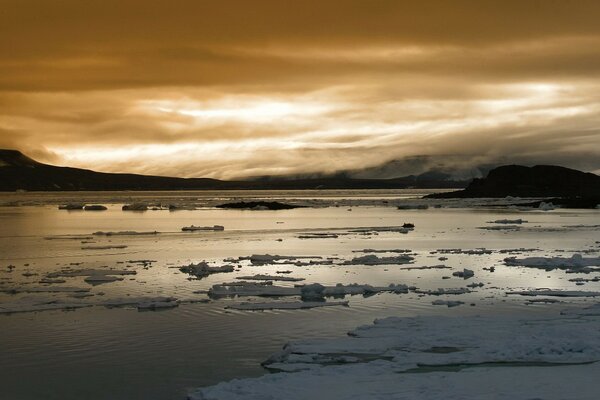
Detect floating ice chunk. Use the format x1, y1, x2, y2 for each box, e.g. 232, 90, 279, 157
504, 254, 600, 272
179, 262, 235, 278
414, 287, 472, 295
437, 248, 493, 255
397, 204, 428, 209
351, 226, 411, 234
209, 284, 300, 298
526, 298, 562, 304
44, 235, 94, 241
47, 269, 136, 278
38, 278, 66, 284
507, 289, 600, 297
466, 282, 484, 288
498, 248, 540, 254
127, 259, 156, 265
168, 204, 196, 211
58, 203, 84, 210
208, 282, 409, 299
403, 265, 451, 270
122, 203, 148, 211
298, 233, 339, 239
102, 296, 178, 310
326, 283, 409, 296
214, 281, 273, 287
0, 286, 90, 293
344, 254, 414, 265
81, 245, 128, 250
539, 201, 555, 211
489, 219, 528, 224
300, 283, 326, 300
569, 277, 600, 283
83, 275, 124, 285
137, 299, 179, 310
452, 268, 475, 279
353, 249, 412, 254
238, 254, 321, 265
432, 300, 464, 307
226, 301, 349, 311
249, 254, 280, 265
236, 275, 305, 282
182, 225, 225, 232
93, 231, 158, 236
0, 296, 92, 314
478, 225, 521, 231
83, 205, 107, 211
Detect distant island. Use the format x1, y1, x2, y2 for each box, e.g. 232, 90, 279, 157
0, 149, 467, 191
427, 165, 600, 208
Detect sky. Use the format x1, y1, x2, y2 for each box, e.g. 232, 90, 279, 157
1, 0, 600, 179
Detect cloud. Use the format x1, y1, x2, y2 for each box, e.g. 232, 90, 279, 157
1, 1, 600, 178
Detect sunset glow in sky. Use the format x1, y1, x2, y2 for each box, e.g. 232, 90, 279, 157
1, 1, 600, 178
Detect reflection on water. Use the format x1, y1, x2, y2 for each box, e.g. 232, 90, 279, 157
0, 191, 599, 400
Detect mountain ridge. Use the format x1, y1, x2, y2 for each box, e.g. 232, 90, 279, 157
0, 149, 469, 191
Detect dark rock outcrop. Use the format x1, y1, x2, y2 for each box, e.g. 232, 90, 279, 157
427, 165, 600, 200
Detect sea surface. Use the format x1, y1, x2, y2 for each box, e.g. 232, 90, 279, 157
0, 190, 599, 400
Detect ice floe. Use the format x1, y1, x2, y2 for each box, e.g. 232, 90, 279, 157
122, 203, 148, 211
93, 231, 158, 236
83, 275, 124, 284
46, 268, 136, 285
179, 262, 235, 279
0, 286, 90, 293
452, 268, 475, 279
38, 278, 66, 284
489, 219, 528, 224
414, 287, 472, 295
0, 296, 93, 314
353, 249, 412, 254
190, 311, 600, 399
81, 245, 128, 250
504, 254, 600, 273
58, 203, 85, 210
83, 205, 107, 211
539, 201, 556, 211
478, 225, 521, 231
297, 233, 339, 239
208, 282, 409, 299
235, 275, 305, 282
182, 225, 225, 232
237, 254, 321, 266
507, 289, 600, 297
102, 296, 179, 311
226, 301, 349, 311
431, 299, 464, 307
437, 248, 493, 255
344, 254, 414, 265
403, 264, 451, 270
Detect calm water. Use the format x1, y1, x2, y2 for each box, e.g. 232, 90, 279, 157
0, 190, 599, 400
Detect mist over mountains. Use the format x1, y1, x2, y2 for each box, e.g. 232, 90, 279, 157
0, 150, 470, 191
